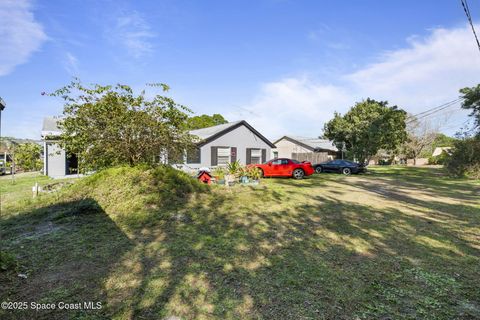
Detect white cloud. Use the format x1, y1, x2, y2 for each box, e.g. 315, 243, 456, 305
234, 24, 479, 139
0, 0, 47, 76
110, 11, 155, 58
63, 52, 79, 75
226, 77, 352, 139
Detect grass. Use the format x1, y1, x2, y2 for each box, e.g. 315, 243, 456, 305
0, 166, 479, 319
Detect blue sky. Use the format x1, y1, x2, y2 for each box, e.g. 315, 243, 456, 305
1, 0, 480, 139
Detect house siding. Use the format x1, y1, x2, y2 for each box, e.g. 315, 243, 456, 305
45, 142, 66, 177
274, 139, 312, 158
184, 124, 272, 169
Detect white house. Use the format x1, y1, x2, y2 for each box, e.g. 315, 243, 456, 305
273, 136, 338, 160
41, 116, 79, 178
177, 120, 276, 169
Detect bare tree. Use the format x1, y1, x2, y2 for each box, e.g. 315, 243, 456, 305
404, 115, 438, 165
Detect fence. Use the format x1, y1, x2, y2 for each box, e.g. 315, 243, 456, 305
291, 152, 328, 164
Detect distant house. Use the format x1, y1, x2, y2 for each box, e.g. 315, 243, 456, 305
177, 120, 276, 169
432, 147, 452, 157
41, 116, 78, 178
273, 136, 338, 161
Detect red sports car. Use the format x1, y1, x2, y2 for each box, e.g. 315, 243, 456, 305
251, 158, 315, 179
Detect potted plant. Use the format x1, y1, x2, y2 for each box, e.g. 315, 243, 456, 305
238, 166, 249, 184
246, 166, 262, 184
226, 160, 241, 186
212, 167, 226, 185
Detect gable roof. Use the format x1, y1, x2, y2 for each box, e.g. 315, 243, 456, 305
41, 116, 64, 138
273, 136, 338, 152
190, 120, 276, 148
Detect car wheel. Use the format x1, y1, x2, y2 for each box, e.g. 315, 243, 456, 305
342, 167, 351, 175
259, 169, 264, 178
315, 166, 322, 174
292, 168, 305, 179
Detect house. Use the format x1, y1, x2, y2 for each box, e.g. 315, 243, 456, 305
41, 117, 274, 176
177, 120, 276, 169
41, 116, 78, 178
432, 147, 452, 157
273, 136, 338, 161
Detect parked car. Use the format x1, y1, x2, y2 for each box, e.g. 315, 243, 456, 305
250, 158, 315, 179
313, 159, 366, 175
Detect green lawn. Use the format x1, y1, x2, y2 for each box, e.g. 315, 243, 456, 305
0, 166, 479, 319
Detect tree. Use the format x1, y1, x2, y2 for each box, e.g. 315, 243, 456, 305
47, 80, 194, 171
15, 143, 42, 171
445, 135, 480, 178
186, 114, 228, 130
403, 115, 438, 165
459, 84, 480, 133
323, 98, 407, 163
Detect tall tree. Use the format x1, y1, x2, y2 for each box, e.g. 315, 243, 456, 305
47, 80, 194, 171
459, 84, 480, 133
323, 98, 407, 163
403, 115, 438, 165
187, 114, 228, 130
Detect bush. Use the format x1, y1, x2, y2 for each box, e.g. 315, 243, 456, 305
445, 136, 480, 178
151, 165, 208, 203
428, 151, 450, 165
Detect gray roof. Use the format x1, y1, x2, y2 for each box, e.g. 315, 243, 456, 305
41, 116, 64, 138
274, 136, 338, 152
189, 120, 276, 148
189, 121, 243, 140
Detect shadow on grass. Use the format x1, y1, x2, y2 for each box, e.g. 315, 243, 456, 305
0, 198, 134, 320
1, 173, 479, 319
111, 188, 479, 319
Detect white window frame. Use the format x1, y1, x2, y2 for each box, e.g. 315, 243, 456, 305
217, 147, 230, 166
250, 149, 262, 164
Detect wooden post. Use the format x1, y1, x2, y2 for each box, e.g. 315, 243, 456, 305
32, 182, 39, 198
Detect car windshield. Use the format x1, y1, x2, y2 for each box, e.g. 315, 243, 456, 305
291, 159, 300, 164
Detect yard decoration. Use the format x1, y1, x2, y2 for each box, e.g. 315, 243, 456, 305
197, 170, 212, 184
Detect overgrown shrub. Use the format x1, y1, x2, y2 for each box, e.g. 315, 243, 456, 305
428, 151, 450, 165
445, 136, 480, 178
151, 165, 208, 203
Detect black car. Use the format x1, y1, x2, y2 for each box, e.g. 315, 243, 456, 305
313, 160, 366, 175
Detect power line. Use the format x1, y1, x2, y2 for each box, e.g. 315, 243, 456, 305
407, 98, 463, 124
461, 0, 480, 53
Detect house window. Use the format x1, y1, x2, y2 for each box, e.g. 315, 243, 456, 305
250, 149, 262, 164
273, 151, 278, 159
186, 147, 201, 164
217, 147, 230, 165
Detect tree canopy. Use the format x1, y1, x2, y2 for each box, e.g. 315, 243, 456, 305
186, 114, 228, 130
459, 84, 480, 133
47, 80, 194, 171
323, 98, 407, 162
15, 143, 42, 171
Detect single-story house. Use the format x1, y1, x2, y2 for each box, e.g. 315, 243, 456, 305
176, 120, 276, 170
41, 117, 274, 177
273, 136, 338, 161
41, 116, 79, 178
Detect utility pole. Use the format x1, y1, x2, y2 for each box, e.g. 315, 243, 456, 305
0, 97, 5, 216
